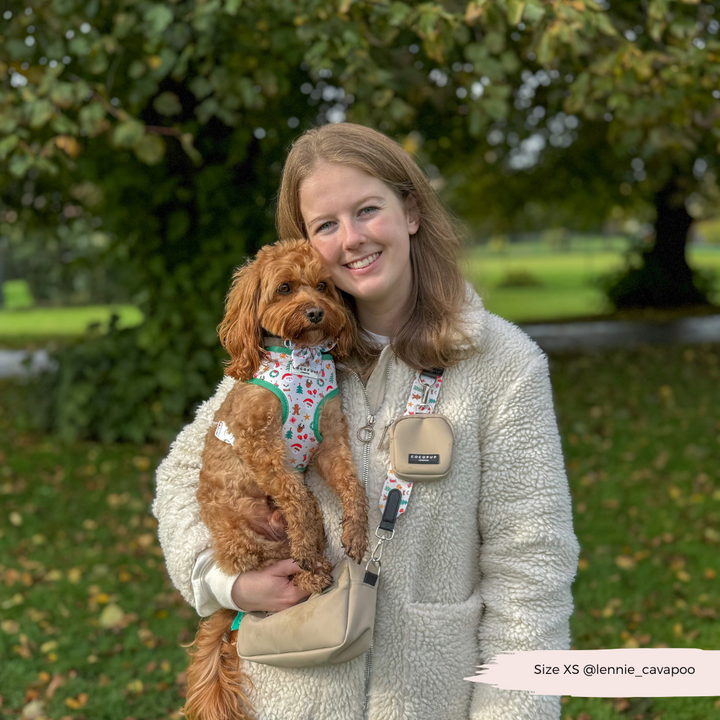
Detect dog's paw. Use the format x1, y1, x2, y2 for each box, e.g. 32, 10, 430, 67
292, 554, 316, 573
341, 521, 368, 564
292, 568, 332, 594
316, 555, 333, 577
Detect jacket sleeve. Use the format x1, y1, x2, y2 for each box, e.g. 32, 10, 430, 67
151, 375, 237, 608
470, 354, 580, 720
192, 549, 246, 616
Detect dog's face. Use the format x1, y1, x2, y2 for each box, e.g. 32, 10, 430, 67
218, 239, 356, 380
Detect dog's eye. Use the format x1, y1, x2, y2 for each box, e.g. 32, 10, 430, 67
277, 283, 292, 295
317, 282, 327, 292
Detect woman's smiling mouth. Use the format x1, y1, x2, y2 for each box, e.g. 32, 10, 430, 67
345, 252, 381, 270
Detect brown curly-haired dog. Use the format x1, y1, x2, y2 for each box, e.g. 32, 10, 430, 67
183, 239, 369, 720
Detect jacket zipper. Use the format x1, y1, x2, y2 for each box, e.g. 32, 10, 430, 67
343, 355, 394, 720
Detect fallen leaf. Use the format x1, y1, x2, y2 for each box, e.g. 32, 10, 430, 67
21, 699, 45, 719
126, 679, 143, 693
136, 533, 155, 549
132, 456, 151, 471
63, 693, 88, 709
615, 555, 636, 570
98, 604, 125, 629
45, 674, 64, 699
703, 528, 720, 542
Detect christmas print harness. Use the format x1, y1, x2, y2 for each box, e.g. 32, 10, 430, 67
244, 339, 337, 472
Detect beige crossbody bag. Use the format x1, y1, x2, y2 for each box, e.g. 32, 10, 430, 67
232, 368, 451, 668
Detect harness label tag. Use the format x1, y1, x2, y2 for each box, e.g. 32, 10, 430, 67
293, 365, 320, 378
215, 421, 235, 447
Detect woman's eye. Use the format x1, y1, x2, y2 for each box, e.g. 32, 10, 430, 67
317, 281, 327, 292
360, 206, 378, 215
316, 221, 332, 233
277, 283, 292, 294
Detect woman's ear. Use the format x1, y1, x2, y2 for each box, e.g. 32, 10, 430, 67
406, 193, 420, 236
217, 259, 264, 380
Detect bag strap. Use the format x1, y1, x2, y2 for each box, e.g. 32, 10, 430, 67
364, 368, 444, 584
377, 368, 444, 516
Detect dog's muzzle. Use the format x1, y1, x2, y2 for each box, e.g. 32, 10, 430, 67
305, 307, 324, 324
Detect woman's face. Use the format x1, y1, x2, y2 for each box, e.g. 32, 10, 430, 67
299, 163, 419, 318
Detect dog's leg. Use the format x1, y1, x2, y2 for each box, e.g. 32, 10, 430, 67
222, 385, 331, 592
197, 486, 291, 577
314, 395, 369, 563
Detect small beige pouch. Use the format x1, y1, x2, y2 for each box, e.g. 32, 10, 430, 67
235, 558, 376, 667
388, 414, 454, 482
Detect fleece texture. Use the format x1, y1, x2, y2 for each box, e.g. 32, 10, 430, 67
152, 288, 580, 720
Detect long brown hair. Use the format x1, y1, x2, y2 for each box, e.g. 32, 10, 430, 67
276, 123, 476, 377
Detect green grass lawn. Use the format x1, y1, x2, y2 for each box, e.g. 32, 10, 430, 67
1, 342, 719, 719
0, 242, 720, 340
1, 242, 718, 341
464, 242, 720, 322
0, 305, 144, 340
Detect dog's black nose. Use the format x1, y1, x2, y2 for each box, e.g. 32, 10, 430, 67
305, 307, 324, 324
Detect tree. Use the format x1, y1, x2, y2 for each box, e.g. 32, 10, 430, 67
1, 0, 717, 440
423, 1, 720, 308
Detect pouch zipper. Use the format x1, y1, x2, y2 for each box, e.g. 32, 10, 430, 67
377, 418, 396, 449
342, 355, 394, 720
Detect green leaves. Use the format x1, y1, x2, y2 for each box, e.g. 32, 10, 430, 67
0, 0, 716, 444
152, 91, 182, 116
507, 0, 526, 27
77, 104, 109, 137
133, 134, 166, 165
0, 135, 19, 160
112, 119, 145, 149
522, 0, 545, 25
144, 4, 175, 37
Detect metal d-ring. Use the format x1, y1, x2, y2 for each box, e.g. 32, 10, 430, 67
357, 425, 375, 443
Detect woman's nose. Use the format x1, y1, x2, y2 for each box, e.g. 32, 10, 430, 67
342, 219, 365, 249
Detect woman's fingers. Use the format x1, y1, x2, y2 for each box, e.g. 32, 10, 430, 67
268, 558, 302, 577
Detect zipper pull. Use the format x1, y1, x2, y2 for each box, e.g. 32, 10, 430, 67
357, 414, 376, 443
378, 419, 395, 449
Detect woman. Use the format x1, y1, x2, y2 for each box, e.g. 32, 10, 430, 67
153, 123, 580, 720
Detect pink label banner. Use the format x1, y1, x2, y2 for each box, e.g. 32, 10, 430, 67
465, 649, 720, 697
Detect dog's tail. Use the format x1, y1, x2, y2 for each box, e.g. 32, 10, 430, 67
183, 608, 255, 720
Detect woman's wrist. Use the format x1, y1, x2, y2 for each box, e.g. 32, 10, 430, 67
231, 572, 248, 610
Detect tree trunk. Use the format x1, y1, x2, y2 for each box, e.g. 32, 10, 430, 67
606, 172, 711, 309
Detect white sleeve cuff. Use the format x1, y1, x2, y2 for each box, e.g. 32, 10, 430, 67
191, 548, 245, 617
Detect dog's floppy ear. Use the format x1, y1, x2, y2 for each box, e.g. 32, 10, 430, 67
333, 307, 357, 360
218, 258, 264, 380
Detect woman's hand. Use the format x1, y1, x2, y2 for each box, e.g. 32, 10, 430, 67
231, 558, 313, 613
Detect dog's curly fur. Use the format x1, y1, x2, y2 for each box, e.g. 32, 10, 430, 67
183, 239, 369, 720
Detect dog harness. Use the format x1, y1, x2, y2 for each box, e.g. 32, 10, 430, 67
246, 340, 337, 472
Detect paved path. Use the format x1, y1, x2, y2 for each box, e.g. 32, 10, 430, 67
1, 314, 719, 378
521, 313, 720, 352
0, 349, 56, 379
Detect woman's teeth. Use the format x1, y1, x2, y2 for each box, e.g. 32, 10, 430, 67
346, 252, 380, 270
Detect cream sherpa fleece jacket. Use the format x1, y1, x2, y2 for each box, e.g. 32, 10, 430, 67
153, 289, 580, 720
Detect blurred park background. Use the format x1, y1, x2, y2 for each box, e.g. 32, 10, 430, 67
1, 2, 719, 719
